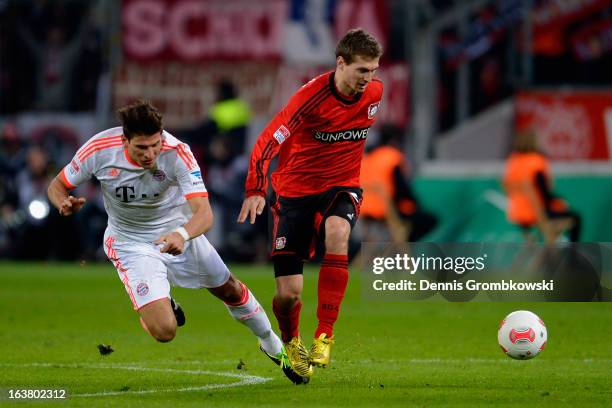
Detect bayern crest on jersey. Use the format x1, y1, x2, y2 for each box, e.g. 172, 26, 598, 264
368, 102, 380, 119
153, 169, 166, 181
136, 282, 149, 297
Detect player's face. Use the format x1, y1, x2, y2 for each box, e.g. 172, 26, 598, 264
123, 132, 162, 169
338, 55, 380, 94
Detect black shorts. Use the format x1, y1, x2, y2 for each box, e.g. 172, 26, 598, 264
269, 187, 362, 261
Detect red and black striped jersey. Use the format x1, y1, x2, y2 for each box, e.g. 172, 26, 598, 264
245, 71, 383, 198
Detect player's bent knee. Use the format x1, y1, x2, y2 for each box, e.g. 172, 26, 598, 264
274, 292, 301, 311
153, 331, 175, 343
275, 270, 303, 308
275, 288, 301, 304
139, 299, 178, 342
150, 323, 177, 343
325, 217, 351, 253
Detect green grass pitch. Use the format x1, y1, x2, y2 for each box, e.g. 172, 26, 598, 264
0, 262, 610, 407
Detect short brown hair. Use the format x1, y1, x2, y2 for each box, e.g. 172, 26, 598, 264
117, 99, 163, 140
335, 28, 383, 64
512, 130, 539, 153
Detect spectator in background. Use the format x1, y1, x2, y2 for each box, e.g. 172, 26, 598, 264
16, 146, 52, 210
183, 79, 255, 259
0, 122, 25, 256
204, 139, 254, 260
207, 81, 259, 259
14, 0, 102, 113
208, 79, 252, 156
471, 56, 507, 115
1, 0, 103, 113
0, 2, 36, 113
182, 79, 252, 163
17, 22, 86, 111
0, 11, 16, 113
359, 124, 438, 243
503, 131, 581, 243
70, 22, 103, 111
12, 145, 79, 259
0, 122, 27, 194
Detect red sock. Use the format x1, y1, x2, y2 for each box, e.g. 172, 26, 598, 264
272, 298, 301, 343
316, 253, 349, 338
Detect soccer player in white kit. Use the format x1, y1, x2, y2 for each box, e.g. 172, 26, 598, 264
47, 100, 305, 384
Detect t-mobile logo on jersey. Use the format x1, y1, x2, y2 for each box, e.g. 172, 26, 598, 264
313, 127, 369, 143
115, 186, 160, 203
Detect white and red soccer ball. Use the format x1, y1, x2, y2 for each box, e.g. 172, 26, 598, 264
498, 310, 547, 360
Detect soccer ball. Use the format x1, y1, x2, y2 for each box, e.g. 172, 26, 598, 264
498, 310, 547, 360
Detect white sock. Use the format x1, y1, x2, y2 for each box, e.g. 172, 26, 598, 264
225, 283, 283, 355
259, 330, 283, 357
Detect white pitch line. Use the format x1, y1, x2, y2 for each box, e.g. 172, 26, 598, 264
0, 362, 271, 397
341, 358, 612, 364
140, 358, 612, 365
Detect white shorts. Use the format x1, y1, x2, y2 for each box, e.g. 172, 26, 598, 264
103, 231, 230, 310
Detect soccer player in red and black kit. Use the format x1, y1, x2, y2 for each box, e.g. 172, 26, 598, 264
238, 28, 383, 384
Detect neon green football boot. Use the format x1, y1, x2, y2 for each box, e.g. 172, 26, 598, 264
260, 343, 310, 385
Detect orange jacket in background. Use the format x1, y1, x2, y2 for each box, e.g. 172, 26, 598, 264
503, 152, 551, 225
360, 146, 405, 220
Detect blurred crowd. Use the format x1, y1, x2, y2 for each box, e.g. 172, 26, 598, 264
1, 0, 606, 261
0, 0, 104, 113
0, 122, 106, 260
0, 86, 441, 262
435, 0, 612, 132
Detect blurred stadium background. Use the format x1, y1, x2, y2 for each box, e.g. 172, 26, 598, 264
1, 0, 612, 262
1, 2, 611, 404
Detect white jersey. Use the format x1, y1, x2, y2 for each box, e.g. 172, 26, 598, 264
61, 127, 207, 242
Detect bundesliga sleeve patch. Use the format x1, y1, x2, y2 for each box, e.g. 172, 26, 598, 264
273, 125, 291, 144
189, 170, 204, 186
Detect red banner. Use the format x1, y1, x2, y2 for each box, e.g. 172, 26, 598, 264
515, 90, 612, 160
113, 62, 279, 129
121, 0, 287, 61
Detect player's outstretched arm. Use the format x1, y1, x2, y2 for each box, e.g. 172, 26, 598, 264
237, 195, 266, 225
155, 196, 213, 255
47, 175, 86, 216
